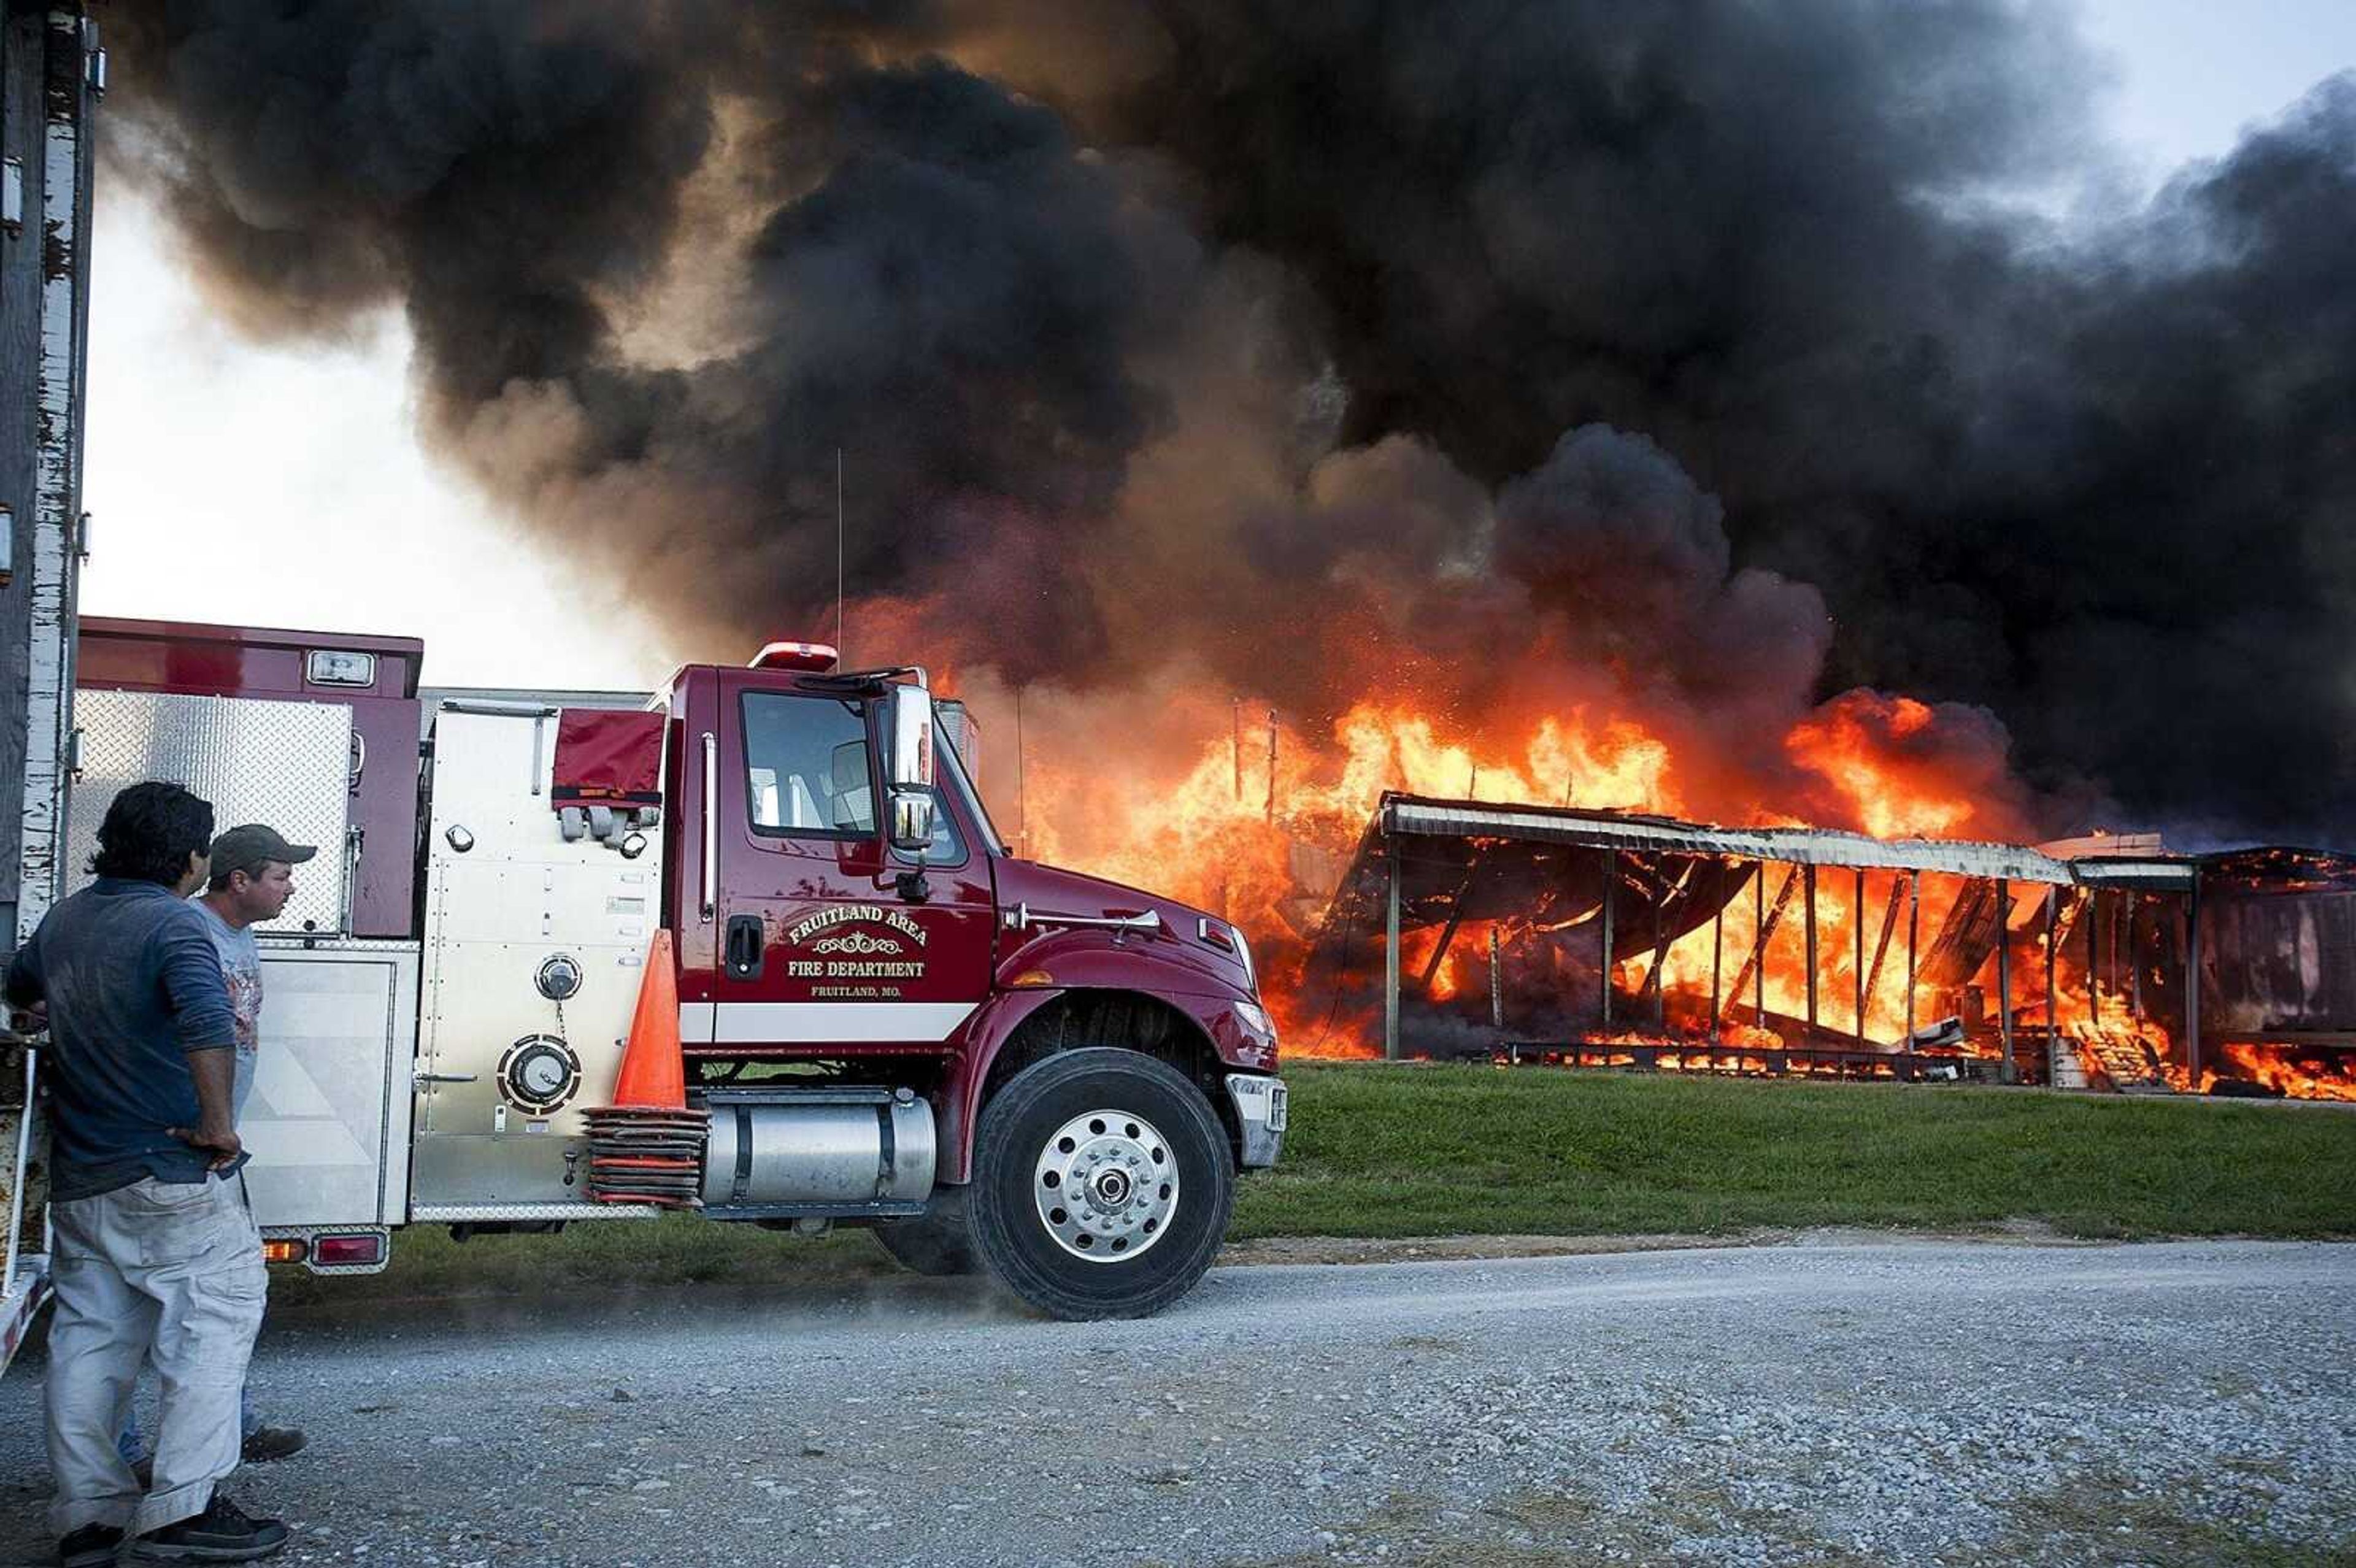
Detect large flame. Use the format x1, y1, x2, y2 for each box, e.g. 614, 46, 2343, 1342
996, 681, 2346, 1101
1017, 687, 2015, 1051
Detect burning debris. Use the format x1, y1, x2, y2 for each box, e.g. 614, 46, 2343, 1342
1276, 795, 2356, 1099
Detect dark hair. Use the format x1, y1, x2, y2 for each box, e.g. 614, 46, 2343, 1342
207, 860, 269, 894
89, 782, 215, 886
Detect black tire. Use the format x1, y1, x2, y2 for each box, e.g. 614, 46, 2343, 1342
872, 1183, 982, 1277
969, 1048, 1234, 1321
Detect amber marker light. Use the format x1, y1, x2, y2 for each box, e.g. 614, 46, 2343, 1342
1007, 969, 1056, 988
261, 1239, 308, 1266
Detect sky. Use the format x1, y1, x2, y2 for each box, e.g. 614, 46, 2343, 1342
75, 1, 2356, 691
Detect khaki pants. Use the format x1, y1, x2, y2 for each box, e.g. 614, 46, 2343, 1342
44, 1174, 268, 1537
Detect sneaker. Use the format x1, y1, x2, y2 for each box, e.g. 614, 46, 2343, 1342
239, 1427, 307, 1464
132, 1494, 288, 1561
56, 1522, 124, 1567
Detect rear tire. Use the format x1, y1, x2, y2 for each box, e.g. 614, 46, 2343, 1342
969, 1048, 1234, 1321
872, 1184, 982, 1277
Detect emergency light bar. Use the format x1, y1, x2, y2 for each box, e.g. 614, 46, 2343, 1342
749, 640, 841, 673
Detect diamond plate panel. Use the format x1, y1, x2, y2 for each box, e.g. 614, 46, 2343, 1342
67, 690, 354, 934
408, 1202, 662, 1222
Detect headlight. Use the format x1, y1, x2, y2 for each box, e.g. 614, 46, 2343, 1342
1234, 1001, 1276, 1040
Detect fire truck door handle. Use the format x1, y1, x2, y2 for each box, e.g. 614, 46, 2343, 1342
724, 915, 765, 980
699, 731, 718, 922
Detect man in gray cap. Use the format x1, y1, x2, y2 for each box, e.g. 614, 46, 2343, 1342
194, 826, 314, 1136
117, 824, 316, 1478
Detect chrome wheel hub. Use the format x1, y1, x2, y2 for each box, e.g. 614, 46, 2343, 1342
1032, 1107, 1180, 1264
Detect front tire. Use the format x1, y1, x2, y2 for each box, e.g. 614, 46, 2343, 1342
970, 1048, 1234, 1321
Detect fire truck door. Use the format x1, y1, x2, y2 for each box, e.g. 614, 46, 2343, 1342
703, 677, 993, 1052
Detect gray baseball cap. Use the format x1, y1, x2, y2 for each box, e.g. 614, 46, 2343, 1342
209, 823, 318, 878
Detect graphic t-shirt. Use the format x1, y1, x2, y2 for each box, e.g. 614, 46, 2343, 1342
192, 899, 263, 1120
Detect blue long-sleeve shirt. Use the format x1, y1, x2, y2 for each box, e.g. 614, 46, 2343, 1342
5, 877, 244, 1200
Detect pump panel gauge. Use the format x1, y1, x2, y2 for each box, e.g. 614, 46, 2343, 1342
498, 1034, 582, 1114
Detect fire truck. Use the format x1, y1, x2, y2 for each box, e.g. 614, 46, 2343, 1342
0, 615, 1287, 1355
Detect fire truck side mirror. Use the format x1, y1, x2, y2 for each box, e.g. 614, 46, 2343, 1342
884, 682, 937, 854
890, 791, 936, 854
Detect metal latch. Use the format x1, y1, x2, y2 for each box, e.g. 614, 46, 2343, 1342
413, 1071, 478, 1088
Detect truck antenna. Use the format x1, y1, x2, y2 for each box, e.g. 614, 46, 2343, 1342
835, 447, 845, 661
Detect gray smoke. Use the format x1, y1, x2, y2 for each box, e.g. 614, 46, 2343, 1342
105, 1, 2356, 842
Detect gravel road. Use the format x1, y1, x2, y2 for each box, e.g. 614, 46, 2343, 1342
3, 1237, 2350, 1567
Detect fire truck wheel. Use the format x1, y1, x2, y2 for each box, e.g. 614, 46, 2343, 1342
970, 1047, 1234, 1321
872, 1184, 981, 1276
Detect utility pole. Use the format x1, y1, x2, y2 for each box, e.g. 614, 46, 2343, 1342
1264, 709, 1276, 823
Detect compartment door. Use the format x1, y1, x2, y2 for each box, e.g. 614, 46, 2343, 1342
247, 942, 418, 1228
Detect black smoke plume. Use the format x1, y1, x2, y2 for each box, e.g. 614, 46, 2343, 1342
105, 2, 2356, 843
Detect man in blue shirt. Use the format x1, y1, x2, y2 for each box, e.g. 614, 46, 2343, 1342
6, 782, 290, 1564
115, 823, 316, 1475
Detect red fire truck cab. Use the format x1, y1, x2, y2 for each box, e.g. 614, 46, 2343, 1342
49, 618, 1287, 1321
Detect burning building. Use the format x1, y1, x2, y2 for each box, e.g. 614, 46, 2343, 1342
1290, 795, 2356, 1099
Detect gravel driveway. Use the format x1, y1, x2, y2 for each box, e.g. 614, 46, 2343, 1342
2, 1237, 2349, 1567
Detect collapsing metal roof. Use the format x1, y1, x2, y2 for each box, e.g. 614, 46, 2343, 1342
1380, 797, 2196, 888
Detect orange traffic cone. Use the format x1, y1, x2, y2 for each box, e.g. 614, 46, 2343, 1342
609, 929, 685, 1110
584, 931, 707, 1209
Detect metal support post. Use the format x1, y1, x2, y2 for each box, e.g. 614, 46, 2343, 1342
2035, 880, 2054, 1036
1995, 878, 2015, 1083
1904, 872, 1920, 1067
1599, 848, 1616, 1030
1383, 847, 1401, 1061
2184, 882, 2202, 1089
2127, 892, 2142, 1020
1802, 864, 1818, 1040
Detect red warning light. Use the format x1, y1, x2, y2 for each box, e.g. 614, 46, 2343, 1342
749, 640, 841, 674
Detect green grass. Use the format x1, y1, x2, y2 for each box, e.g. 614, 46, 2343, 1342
270, 1063, 2356, 1305
1229, 1062, 2356, 1241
